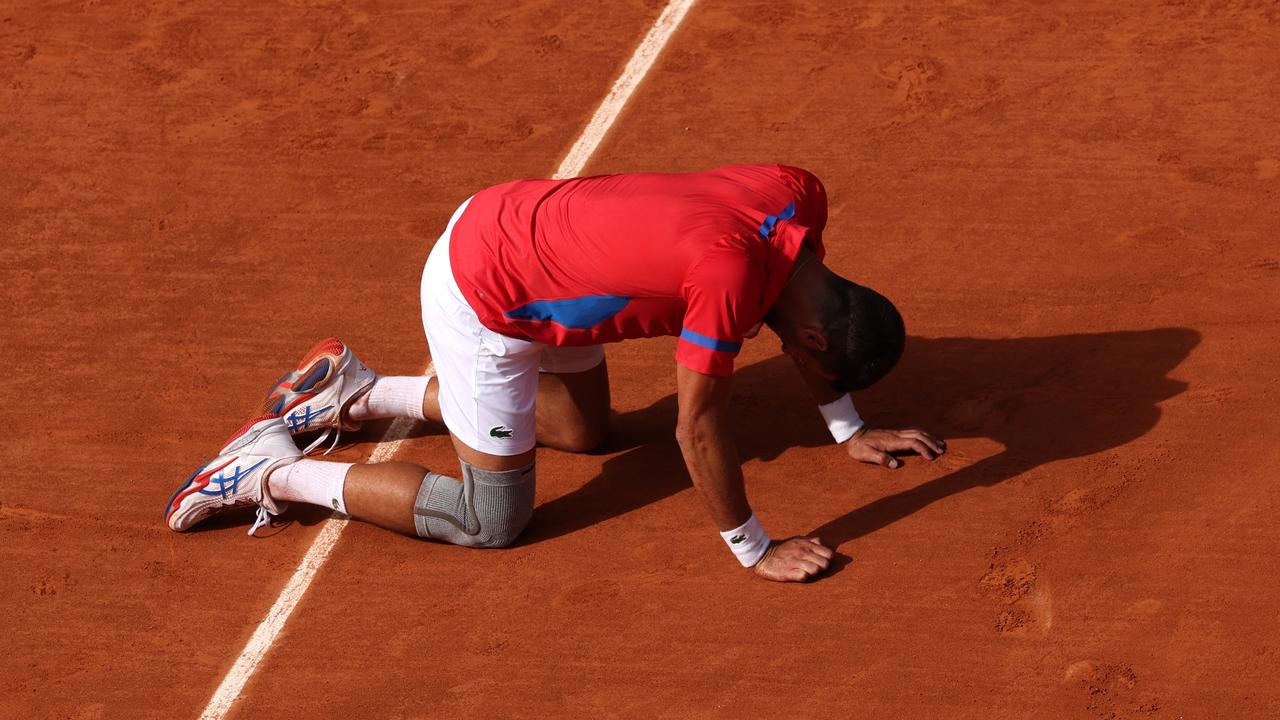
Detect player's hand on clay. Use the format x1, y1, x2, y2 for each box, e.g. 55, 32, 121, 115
753, 537, 833, 582
845, 427, 946, 468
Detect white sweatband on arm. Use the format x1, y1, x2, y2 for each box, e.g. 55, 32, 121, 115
819, 394, 864, 444
720, 513, 772, 568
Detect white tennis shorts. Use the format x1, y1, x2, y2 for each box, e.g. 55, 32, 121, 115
420, 198, 605, 456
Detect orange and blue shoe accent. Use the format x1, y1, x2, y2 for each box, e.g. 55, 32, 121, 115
262, 338, 377, 454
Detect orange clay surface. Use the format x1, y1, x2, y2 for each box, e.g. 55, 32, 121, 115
3, 1, 1279, 718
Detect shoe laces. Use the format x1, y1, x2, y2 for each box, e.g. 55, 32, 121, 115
302, 428, 344, 456
248, 505, 277, 537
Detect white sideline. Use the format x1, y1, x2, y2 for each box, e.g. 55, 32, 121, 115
195, 420, 412, 720
554, 0, 696, 179
196, 2, 697, 718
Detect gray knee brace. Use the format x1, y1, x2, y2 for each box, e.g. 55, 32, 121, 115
413, 461, 535, 548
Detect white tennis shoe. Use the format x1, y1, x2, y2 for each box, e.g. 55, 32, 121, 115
263, 337, 376, 454
164, 415, 299, 535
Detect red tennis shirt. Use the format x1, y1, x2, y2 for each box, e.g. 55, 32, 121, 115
448, 163, 828, 377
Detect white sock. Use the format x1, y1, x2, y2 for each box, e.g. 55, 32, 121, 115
349, 375, 431, 422
270, 460, 352, 514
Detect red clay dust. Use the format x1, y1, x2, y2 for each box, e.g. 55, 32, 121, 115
2, 1, 1278, 718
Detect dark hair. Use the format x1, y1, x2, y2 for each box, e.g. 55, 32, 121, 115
816, 278, 905, 393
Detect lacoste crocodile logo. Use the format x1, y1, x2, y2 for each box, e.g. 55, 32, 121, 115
489, 426, 514, 439
729, 534, 747, 544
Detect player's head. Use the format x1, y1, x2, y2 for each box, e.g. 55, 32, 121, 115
814, 276, 905, 392
765, 253, 905, 393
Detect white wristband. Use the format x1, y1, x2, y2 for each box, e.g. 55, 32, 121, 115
720, 513, 771, 568
819, 394, 864, 444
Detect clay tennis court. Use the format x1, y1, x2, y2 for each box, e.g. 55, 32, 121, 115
3, 0, 1278, 717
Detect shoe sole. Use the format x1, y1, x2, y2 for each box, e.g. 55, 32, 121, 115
164, 414, 279, 528
263, 338, 348, 416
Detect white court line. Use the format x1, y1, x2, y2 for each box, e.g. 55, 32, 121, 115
196, 420, 414, 720
196, 2, 697, 718
554, 0, 696, 179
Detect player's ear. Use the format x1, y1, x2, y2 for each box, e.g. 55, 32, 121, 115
798, 325, 828, 352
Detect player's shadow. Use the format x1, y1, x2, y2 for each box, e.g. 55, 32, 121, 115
185, 502, 333, 534
521, 328, 1199, 555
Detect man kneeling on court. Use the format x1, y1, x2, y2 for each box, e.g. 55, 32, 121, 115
165, 164, 946, 582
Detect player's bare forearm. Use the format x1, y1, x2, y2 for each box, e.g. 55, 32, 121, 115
676, 364, 834, 582
676, 405, 750, 530
675, 364, 751, 530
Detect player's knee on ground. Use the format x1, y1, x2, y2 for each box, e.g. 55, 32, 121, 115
412, 461, 534, 548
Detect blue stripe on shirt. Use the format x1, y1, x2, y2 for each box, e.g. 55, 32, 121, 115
505, 296, 631, 329
679, 328, 742, 354
758, 202, 797, 239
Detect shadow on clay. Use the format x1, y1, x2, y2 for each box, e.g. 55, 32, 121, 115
183, 501, 333, 534
521, 328, 1200, 566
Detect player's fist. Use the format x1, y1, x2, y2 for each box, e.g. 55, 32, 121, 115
753, 537, 834, 582
845, 427, 946, 468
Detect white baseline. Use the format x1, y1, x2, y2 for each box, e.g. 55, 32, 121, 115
196, 1, 697, 718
